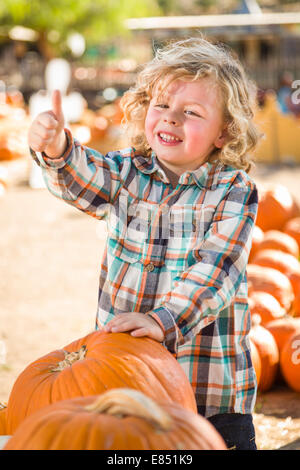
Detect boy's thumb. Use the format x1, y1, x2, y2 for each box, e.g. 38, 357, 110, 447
52, 89, 64, 122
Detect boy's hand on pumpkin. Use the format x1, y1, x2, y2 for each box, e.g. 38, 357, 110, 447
103, 312, 165, 343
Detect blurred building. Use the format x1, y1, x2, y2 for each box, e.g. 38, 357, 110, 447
125, 0, 300, 92
0, 1, 300, 103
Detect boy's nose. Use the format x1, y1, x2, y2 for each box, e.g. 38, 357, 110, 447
164, 110, 180, 126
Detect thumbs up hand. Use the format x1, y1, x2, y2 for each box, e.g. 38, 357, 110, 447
28, 90, 67, 158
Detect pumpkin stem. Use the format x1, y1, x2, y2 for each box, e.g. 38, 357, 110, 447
85, 388, 173, 432
51, 345, 87, 372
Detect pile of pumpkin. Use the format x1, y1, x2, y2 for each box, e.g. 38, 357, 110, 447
0, 332, 227, 450
248, 183, 300, 395
0, 90, 31, 162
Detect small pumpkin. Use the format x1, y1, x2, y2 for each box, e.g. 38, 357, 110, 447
252, 250, 300, 316
249, 316, 279, 392
256, 184, 300, 232
4, 389, 227, 450
252, 249, 300, 276
0, 403, 7, 435
247, 264, 294, 312
284, 217, 300, 252
248, 291, 286, 325
265, 317, 300, 354
280, 331, 300, 392
6, 331, 197, 434
254, 230, 299, 258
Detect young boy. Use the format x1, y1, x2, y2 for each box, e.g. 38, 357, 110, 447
28, 37, 261, 449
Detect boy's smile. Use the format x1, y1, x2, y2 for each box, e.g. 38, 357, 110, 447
157, 131, 183, 145
145, 77, 226, 177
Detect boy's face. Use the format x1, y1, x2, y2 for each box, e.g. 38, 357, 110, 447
145, 77, 226, 176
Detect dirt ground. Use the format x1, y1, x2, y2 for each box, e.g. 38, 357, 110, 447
1, 154, 300, 450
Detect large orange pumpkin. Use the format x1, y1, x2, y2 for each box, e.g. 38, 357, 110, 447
256, 184, 299, 232
252, 250, 300, 316
248, 291, 286, 325
247, 264, 294, 312
0, 403, 7, 434
252, 249, 300, 275
284, 217, 300, 252
280, 331, 300, 392
254, 230, 299, 258
249, 318, 279, 392
6, 331, 197, 434
4, 389, 227, 450
265, 317, 300, 354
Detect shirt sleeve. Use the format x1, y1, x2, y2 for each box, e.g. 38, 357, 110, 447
30, 128, 130, 220
148, 179, 258, 354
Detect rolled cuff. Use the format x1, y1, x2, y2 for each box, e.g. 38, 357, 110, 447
147, 306, 181, 355
30, 128, 74, 169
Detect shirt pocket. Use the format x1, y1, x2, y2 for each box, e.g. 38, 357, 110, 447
164, 205, 215, 272
107, 194, 152, 264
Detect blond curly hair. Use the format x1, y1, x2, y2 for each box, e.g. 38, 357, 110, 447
120, 36, 262, 172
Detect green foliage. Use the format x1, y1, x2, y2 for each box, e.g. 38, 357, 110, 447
156, 0, 240, 15
0, 0, 160, 45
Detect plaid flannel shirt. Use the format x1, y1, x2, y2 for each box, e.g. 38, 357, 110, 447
32, 128, 258, 417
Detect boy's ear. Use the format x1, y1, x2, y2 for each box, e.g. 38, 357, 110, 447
214, 127, 227, 149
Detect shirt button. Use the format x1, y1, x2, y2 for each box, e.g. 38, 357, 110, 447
144, 262, 155, 272
161, 206, 169, 215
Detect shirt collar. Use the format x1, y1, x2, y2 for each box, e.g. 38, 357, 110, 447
131, 149, 222, 189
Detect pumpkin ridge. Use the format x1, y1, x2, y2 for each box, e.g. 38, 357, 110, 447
79, 407, 100, 450
108, 351, 172, 398
53, 362, 84, 401
68, 360, 88, 398
139, 354, 186, 398
29, 408, 69, 450
17, 416, 45, 450
163, 412, 193, 449
127, 419, 152, 449
86, 354, 132, 389
30, 369, 58, 414
48, 410, 87, 450
94, 346, 155, 385
24, 407, 70, 450
73, 357, 109, 395
49, 364, 69, 403
48, 363, 63, 404
7, 370, 53, 433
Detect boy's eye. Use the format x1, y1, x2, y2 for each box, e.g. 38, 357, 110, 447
185, 110, 201, 117
154, 104, 168, 109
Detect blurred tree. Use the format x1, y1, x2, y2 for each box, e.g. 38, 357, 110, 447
156, 0, 300, 15
156, 0, 240, 15
0, 0, 160, 59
